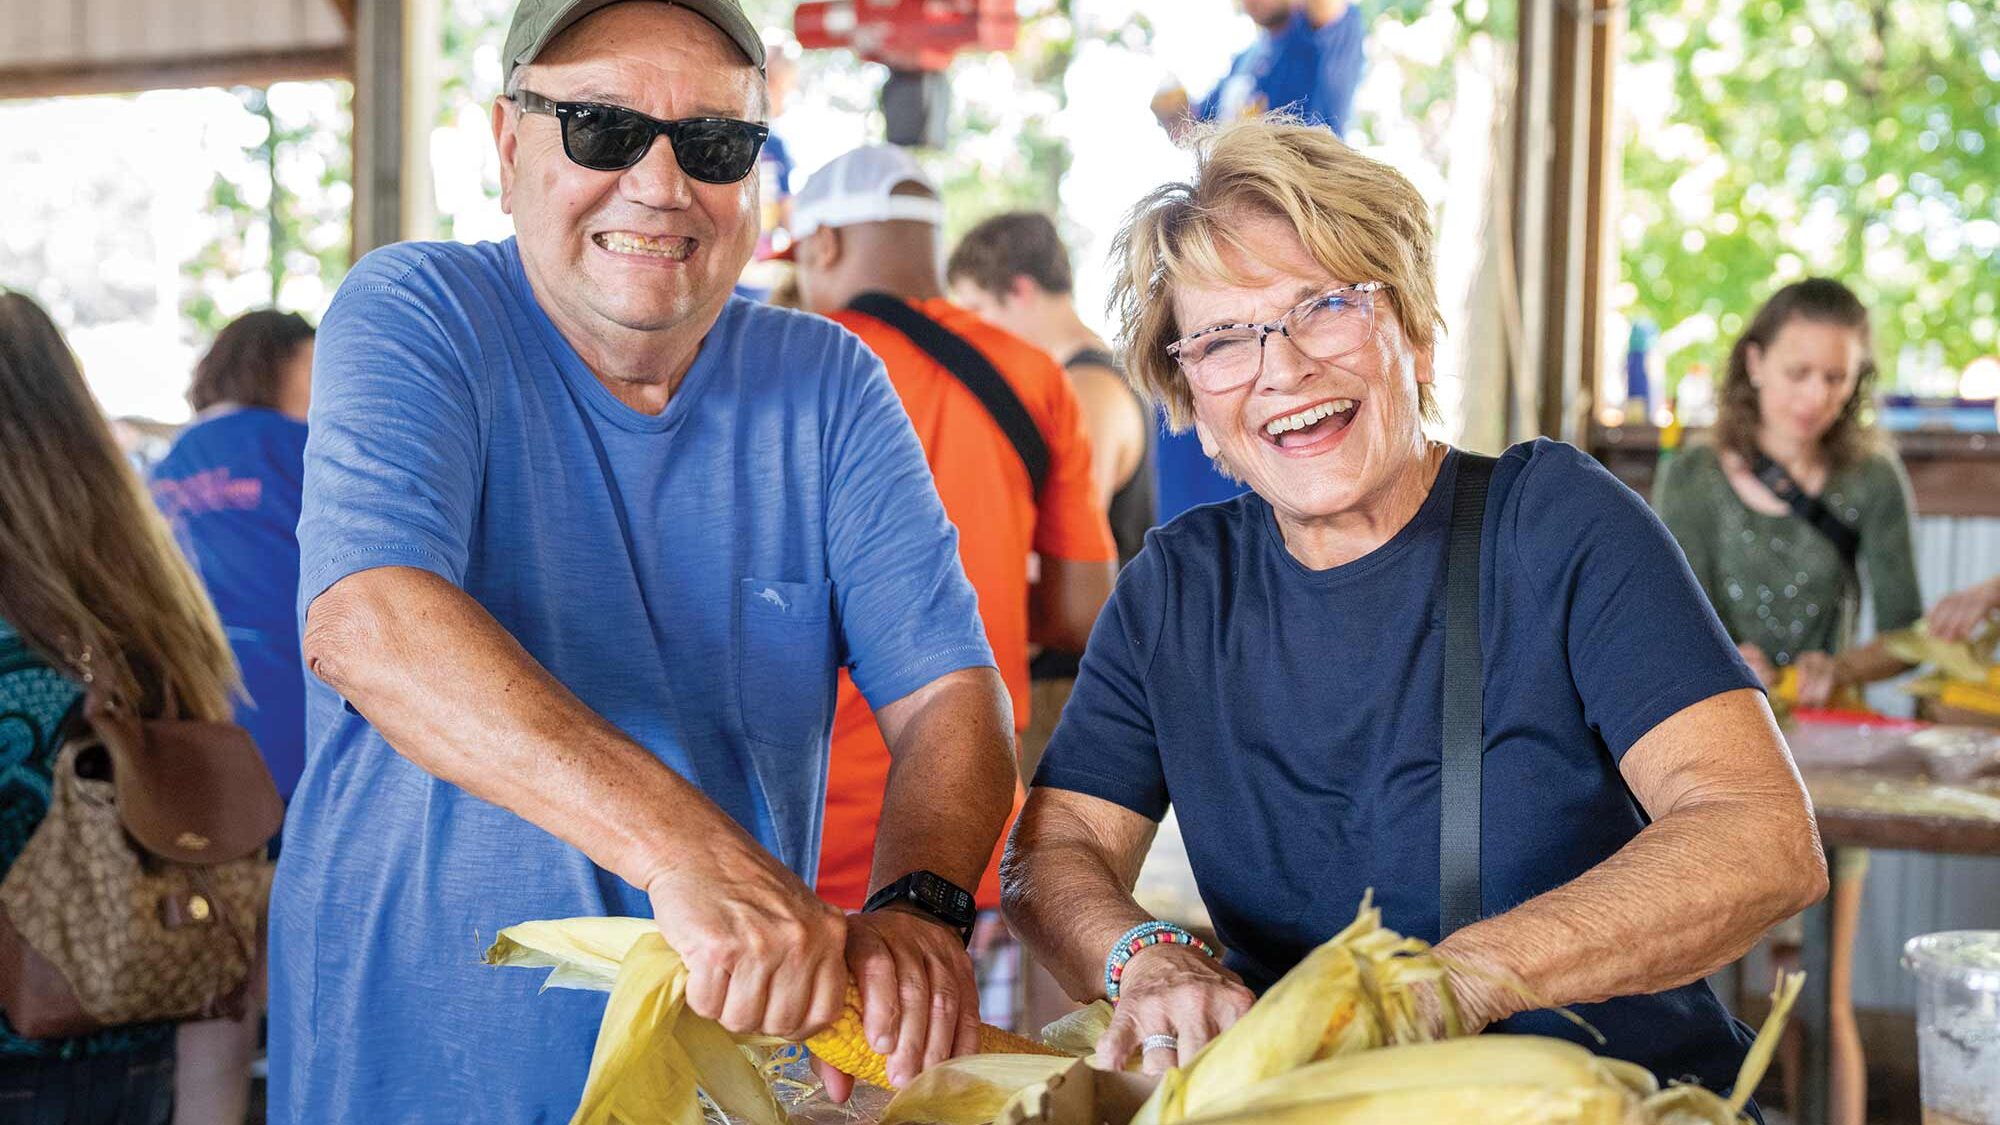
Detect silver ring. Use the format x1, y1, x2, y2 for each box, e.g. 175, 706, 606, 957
1141, 1033, 1179, 1053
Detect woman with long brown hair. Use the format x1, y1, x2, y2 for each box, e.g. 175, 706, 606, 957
1653, 278, 1920, 1123
0, 291, 238, 1122
1654, 277, 1921, 709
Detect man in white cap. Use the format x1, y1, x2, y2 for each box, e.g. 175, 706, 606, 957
271, 4, 1017, 1120
788, 146, 1117, 1059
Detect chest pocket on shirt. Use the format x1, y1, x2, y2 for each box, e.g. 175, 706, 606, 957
736, 577, 837, 748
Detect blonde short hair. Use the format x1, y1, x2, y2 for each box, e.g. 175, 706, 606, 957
1109, 119, 1442, 431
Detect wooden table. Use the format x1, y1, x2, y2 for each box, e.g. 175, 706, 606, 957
1788, 715, 2000, 1125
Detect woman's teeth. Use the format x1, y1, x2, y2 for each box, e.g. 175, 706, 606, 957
595, 232, 694, 260
1265, 399, 1356, 437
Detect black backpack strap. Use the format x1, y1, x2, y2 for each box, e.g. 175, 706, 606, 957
1440, 452, 1495, 937
846, 292, 1049, 494
1751, 453, 1860, 571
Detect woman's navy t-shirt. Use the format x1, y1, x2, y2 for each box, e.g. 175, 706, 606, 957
151, 407, 309, 798
1035, 439, 1764, 1096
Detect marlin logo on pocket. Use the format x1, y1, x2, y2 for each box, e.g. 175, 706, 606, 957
755, 586, 790, 612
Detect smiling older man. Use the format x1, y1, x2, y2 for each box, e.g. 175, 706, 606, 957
266, 2, 1017, 1120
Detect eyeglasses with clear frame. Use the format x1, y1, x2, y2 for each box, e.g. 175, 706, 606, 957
1165, 281, 1390, 395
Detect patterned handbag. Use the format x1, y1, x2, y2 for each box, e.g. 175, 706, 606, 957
0, 675, 283, 1038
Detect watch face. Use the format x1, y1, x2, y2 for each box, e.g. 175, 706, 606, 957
914, 873, 973, 922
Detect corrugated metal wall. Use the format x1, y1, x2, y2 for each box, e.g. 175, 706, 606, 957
1852, 513, 2000, 1009
0, 0, 344, 69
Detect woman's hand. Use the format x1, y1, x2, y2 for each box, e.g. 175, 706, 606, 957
1737, 643, 1778, 688
1094, 945, 1253, 1075
1930, 577, 2000, 643
1791, 650, 1844, 709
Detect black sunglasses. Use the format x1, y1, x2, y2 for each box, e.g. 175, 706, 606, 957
510, 89, 769, 184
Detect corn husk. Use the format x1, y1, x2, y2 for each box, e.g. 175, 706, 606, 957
879, 1054, 1081, 1125
486, 921, 785, 1125
1188, 1034, 1628, 1120
1175, 1083, 1635, 1125
1883, 623, 1996, 685
1141, 893, 1462, 1125
1039, 1001, 1115, 1058
489, 917, 1081, 1125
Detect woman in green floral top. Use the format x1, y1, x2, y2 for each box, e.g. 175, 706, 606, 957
1654, 278, 1921, 710
0, 292, 240, 1124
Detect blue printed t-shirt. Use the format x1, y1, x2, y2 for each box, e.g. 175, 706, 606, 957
269, 238, 993, 1125
1037, 441, 1764, 1097
1194, 5, 1366, 132
151, 407, 309, 798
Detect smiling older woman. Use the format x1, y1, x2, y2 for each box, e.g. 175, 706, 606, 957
1000, 120, 1828, 1101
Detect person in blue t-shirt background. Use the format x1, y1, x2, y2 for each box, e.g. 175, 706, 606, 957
1003, 121, 1826, 1111
1147, 0, 1368, 523
153, 310, 314, 804
148, 307, 314, 1125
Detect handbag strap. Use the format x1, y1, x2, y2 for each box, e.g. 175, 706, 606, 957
846, 292, 1050, 495
1750, 452, 1860, 571
1439, 452, 1495, 938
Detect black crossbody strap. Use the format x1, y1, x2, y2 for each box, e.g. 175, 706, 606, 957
1750, 453, 1861, 570
1440, 452, 1495, 937
847, 292, 1049, 494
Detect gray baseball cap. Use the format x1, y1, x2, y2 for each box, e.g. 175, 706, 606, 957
502, 0, 766, 92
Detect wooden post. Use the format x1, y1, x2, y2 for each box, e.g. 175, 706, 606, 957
1512, 0, 1615, 446
1576, 0, 1619, 442
350, 0, 436, 257
1510, 0, 1553, 445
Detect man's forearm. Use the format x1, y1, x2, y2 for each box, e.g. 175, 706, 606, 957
870, 668, 1018, 896
1437, 797, 1824, 1023
304, 566, 746, 889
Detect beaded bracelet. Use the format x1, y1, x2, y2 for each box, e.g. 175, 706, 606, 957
1104, 920, 1218, 1001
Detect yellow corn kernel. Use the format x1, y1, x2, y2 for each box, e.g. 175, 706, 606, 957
804, 985, 1064, 1089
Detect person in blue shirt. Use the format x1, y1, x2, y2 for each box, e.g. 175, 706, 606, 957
1156, 0, 1366, 136
1003, 121, 1828, 1107
267, 2, 1017, 1121
149, 308, 314, 1125
1149, 0, 1368, 524
152, 309, 314, 803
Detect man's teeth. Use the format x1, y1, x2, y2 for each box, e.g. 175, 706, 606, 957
596, 232, 694, 260
1265, 399, 1356, 436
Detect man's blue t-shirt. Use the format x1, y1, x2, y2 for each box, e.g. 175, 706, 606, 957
1037, 441, 1763, 1096
270, 238, 993, 1124
151, 408, 309, 798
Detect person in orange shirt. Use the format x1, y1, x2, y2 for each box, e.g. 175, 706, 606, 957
789, 146, 1118, 1020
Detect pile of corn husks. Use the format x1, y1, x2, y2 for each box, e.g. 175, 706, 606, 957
488, 896, 1798, 1125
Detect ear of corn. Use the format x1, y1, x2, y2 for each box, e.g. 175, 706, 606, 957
1145, 893, 1462, 1125
1189, 1034, 1626, 1121
486, 916, 1073, 1125
489, 913, 1806, 1125
1176, 1083, 1636, 1125
806, 982, 1067, 1090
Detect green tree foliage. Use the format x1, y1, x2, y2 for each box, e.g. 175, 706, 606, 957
181, 85, 352, 337
1620, 0, 2000, 391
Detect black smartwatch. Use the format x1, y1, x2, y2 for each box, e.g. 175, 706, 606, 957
862, 871, 976, 947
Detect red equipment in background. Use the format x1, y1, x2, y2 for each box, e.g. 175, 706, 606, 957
794, 0, 1021, 146
794, 0, 1019, 72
